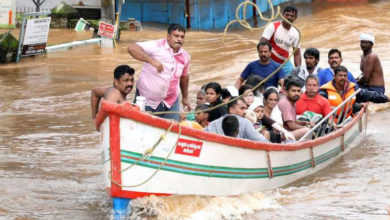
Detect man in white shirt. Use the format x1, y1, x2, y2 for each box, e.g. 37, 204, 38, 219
290, 48, 323, 86
260, 5, 301, 75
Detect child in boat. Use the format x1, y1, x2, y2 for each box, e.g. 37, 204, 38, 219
205, 82, 227, 122
180, 104, 209, 130
247, 101, 270, 140
248, 101, 296, 143
195, 104, 210, 128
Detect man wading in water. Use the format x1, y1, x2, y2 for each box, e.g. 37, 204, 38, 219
90, 65, 135, 119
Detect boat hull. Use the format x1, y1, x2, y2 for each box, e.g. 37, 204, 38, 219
96, 101, 367, 199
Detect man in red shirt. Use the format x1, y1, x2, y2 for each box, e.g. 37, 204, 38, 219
296, 75, 332, 118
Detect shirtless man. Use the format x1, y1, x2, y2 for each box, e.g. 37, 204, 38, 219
358, 33, 385, 94
91, 65, 135, 119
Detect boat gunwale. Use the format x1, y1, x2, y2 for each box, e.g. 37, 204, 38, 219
95, 100, 366, 152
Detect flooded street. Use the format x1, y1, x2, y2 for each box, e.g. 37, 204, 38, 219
1, 1, 390, 219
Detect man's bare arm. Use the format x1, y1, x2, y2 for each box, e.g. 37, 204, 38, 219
180, 74, 191, 110
235, 77, 245, 89
127, 43, 163, 72
285, 120, 306, 131
293, 48, 302, 67
91, 86, 110, 119
279, 78, 284, 91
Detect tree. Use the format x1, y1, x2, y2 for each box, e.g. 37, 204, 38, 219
32, 0, 47, 12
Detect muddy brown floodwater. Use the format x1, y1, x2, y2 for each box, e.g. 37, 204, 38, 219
1, 1, 390, 219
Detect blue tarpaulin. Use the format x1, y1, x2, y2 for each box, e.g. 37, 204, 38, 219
117, 0, 306, 30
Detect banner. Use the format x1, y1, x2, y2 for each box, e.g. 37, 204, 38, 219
22, 17, 51, 56
0, 0, 15, 28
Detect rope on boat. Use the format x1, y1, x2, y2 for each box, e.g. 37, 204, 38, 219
150, 0, 301, 116
109, 121, 182, 188
120, 121, 175, 173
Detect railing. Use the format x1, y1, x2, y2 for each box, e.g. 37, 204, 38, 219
299, 89, 361, 141
16, 6, 50, 13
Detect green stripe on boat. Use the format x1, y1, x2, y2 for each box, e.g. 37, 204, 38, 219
119, 130, 360, 179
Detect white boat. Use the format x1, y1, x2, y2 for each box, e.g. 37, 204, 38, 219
95, 98, 368, 216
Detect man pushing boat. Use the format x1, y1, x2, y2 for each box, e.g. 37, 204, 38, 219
91, 65, 135, 119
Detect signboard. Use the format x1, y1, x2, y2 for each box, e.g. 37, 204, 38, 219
0, 0, 15, 28
98, 21, 115, 38
22, 17, 51, 56
175, 138, 203, 157
74, 18, 91, 31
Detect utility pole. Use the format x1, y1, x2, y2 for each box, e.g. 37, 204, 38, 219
115, 0, 124, 40
101, 0, 115, 24
32, 0, 47, 12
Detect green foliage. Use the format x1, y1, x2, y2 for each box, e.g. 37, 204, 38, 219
51, 2, 78, 15
0, 32, 19, 50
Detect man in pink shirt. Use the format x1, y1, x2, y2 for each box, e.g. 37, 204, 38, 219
127, 24, 191, 121
278, 75, 312, 140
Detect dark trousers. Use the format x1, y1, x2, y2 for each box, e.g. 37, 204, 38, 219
357, 88, 389, 103
359, 85, 385, 94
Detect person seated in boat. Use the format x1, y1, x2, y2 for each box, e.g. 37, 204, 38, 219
246, 101, 270, 139
317, 49, 357, 86
204, 98, 269, 142
91, 65, 135, 119
235, 42, 285, 91
263, 87, 283, 127
248, 101, 295, 142
244, 74, 265, 103
222, 115, 239, 138
221, 88, 233, 104
319, 66, 389, 122
195, 104, 210, 128
239, 84, 255, 107
278, 75, 313, 140
180, 104, 209, 129
221, 86, 239, 104
196, 88, 207, 106
296, 75, 332, 118
205, 82, 227, 122
290, 48, 323, 86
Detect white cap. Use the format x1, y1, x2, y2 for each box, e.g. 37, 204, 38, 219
226, 85, 239, 97
248, 99, 264, 112
360, 33, 375, 44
